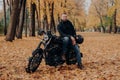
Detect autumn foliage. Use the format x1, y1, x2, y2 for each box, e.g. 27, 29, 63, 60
87, 0, 120, 33
0, 0, 120, 41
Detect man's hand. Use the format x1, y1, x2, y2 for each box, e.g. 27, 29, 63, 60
70, 36, 76, 45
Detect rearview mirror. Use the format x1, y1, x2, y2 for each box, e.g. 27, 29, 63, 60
38, 30, 45, 36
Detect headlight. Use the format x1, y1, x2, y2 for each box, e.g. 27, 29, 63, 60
44, 34, 49, 41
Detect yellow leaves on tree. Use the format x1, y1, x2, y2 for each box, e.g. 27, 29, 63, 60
87, 0, 120, 29
107, 0, 120, 16
26, 0, 86, 31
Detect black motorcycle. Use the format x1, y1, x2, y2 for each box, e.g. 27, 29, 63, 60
25, 30, 84, 73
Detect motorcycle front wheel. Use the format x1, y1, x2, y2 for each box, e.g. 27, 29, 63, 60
26, 49, 43, 73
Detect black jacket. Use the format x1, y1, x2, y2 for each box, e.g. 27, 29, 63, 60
57, 20, 76, 37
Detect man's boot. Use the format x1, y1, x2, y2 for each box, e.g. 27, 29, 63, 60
78, 63, 84, 70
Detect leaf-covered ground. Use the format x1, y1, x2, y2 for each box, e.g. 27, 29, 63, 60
0, 32, 120, 80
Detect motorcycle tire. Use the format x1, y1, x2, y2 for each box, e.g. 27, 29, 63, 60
26, 49, 43, 73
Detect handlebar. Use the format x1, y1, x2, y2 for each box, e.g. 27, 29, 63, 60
38, 30, 53, 37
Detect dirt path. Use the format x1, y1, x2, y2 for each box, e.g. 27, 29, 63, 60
0, 32, 120, 80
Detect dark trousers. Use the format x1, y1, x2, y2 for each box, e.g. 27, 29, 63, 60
62, 37, 82, 64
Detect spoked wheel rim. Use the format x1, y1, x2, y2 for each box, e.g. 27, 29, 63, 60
29, 53, 42, 70
26, 51, 43, 73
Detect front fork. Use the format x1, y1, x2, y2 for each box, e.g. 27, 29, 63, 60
36, 40, 48, 59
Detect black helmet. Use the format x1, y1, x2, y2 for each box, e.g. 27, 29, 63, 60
75, 35, 84, 44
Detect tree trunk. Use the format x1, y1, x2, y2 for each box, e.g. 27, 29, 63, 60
25, 8, 28, 37
109, 21, 112, 33
9, 0, 13, 15
57, 14, 60, 23
113, 9, 117, 33
36, 7, 40, 30
29, 3, 36, 37
49, 2, 56, 32
6, 0, 20, 41
43, 15, 49, 31
100, 17, 105, 33
38, 0, 41, 29
15, 0, 23, 38
43, 1, 48, 31
16, 0, 26, 39
93, 26, 97, 32
3, 0, 7, 35
51, 2, 56, 32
